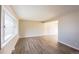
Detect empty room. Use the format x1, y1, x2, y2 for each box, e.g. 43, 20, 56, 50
0, 5, 79, 54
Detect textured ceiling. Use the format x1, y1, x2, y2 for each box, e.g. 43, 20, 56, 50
13, 5, 79, 21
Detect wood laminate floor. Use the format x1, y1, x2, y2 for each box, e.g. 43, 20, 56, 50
12, 36, 79, 54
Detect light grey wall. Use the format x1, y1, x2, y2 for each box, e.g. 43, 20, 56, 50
59, 11, 79, 50
0, 5, 1, 49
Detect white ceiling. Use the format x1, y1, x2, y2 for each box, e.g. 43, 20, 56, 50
13, 5, 79, 21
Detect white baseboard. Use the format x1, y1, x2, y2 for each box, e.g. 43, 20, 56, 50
19, 34, 57, 38
59, 41, 79, 51
19, 34, 45, 38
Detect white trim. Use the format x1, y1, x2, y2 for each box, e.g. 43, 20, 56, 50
59, 41, 79, 51
19, 34, 57, 38
19, 34, 45, 38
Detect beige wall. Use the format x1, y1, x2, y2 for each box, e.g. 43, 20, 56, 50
19, 20, 58, 48
19, 20, 58, 38
19, 20, 44, 38
44, 21, 58, 36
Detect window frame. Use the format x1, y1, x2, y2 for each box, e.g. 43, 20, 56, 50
1, 7, 17, 47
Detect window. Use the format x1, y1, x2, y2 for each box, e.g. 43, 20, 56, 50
4, 11, 17, 42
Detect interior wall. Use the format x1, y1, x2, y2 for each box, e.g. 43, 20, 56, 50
44, 21, 58, 36
59, 11, 79, 50
19, 20, 44, 38
0, 5, 1, 49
